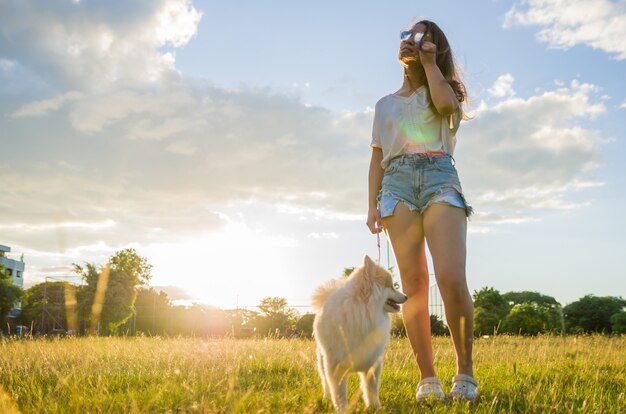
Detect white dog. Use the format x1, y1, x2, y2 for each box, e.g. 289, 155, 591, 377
312, 255, 408, 410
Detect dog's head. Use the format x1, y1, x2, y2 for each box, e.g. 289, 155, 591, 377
356, 255, 408, 313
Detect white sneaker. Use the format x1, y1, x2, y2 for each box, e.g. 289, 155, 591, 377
416, 377, 445, 402
449, 374, 478, 401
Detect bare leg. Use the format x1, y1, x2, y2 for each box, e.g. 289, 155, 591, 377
423, 204, 474, 376
359, 359, 382, 408
383, 202, 435, 379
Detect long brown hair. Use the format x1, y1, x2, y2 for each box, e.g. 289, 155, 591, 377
414, 20, 468, 116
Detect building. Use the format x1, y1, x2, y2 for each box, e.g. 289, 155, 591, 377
0, 244, 25, 319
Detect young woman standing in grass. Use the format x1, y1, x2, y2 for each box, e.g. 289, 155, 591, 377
366, 19, 477, 402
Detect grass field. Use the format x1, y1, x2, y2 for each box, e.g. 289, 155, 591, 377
0, 335, 624, 413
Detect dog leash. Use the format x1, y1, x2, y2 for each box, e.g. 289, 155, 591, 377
377, 232, 381, 263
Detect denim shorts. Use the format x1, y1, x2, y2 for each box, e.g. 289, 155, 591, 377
378, 153, 473, 218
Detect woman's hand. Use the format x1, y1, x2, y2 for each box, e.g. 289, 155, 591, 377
367, 207, 383, 234
399, 38, 436, 67
418, 40, 437, 66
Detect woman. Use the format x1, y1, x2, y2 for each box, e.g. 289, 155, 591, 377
366, 19, 478, 401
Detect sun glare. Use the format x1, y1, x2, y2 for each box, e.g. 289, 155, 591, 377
145, 220, 297, 310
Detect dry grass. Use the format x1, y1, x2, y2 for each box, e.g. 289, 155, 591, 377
0, 335, 624, 413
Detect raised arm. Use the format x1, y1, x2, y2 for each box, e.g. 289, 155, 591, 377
419, 43, 458, 116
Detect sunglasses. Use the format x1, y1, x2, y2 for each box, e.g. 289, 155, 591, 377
400, 31, 425, 43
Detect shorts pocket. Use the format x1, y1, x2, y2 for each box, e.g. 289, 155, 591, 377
377, 189, 419, 218
434, 185, 474, 218
384, 162, 400, 175
433, 157, 455, 173
377, 190, 399, 218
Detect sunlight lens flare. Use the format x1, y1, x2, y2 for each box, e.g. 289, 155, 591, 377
398, 114, 437, 151
64, 283, 78, 334
460, 316, 466, 358
90, 264, 110, 335
0, 385, 19, 414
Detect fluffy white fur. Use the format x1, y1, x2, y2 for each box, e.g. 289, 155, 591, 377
312, 255, 408, 410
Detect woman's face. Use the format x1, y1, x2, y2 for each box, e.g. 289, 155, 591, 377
398, 23, 431, 65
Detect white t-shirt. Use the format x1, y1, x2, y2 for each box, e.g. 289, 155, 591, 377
370, 85, 462, 169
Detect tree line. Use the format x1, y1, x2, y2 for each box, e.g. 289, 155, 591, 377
2, 250, 625, 337
2, 249, 152, 335
473, 287, 626, 335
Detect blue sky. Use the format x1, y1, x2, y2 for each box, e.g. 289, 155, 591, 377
1, 0, 624, 310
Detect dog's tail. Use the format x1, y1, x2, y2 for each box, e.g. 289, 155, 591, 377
311, 279, 343, 311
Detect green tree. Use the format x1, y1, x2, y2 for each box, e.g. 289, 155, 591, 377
503, 291, 564, 334
503, 304, 549, 335
389, 313, 448, 337
109, 248, 152, 285
473, 287, 511, 336
255, 297, 298, 336
167, 304, 229, 337
296, 313, 315, 337
0, 262, 24, 329
431, 314, 450, 336
610, 311, 626, 334
74, 263, 99, 330
225, 308, 259, 337
74, 249, 153, 335
131, 287, 172, 335
342, 267, 356, 278
20, 281, 73, 333
564, 295, 626, 334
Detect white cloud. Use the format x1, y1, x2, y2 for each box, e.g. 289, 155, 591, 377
488, 73, 516, 98
165, 140, 199, 156
504, 0, 626, 60
0, 58, 16, 71
307, 232, 340, 239
154, 0, 202, 47
0, 0, 202, 88
0, 220, 115, 231
11, 91, 82, 118
0, 79, 371, 254
458, 79, 605, 223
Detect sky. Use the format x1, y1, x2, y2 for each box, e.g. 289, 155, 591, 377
1, 0, 625, 312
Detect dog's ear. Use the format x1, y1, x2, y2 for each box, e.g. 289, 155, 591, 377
360, 256, 375, 302
363, 255, 376, 277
